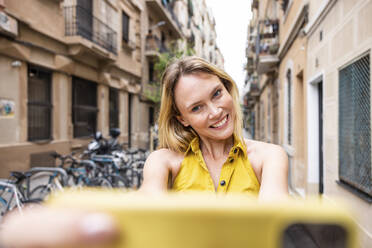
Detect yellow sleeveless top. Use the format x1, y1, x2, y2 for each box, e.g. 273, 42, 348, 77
172, 136, 260, 195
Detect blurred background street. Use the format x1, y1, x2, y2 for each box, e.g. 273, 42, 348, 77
0, 0, 371, 246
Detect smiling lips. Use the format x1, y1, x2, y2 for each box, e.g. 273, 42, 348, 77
211, 115, 228, 128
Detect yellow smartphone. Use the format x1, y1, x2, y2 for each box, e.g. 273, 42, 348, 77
47, 189, 358, 248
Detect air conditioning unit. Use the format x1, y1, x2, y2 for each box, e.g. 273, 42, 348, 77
0, 11, 18, 37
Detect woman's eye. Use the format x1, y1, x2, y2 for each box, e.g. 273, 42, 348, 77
213, 89, 221, 98
191, 105, 201, 112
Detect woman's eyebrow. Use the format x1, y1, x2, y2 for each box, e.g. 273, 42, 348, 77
186, 85, 220, 110
209, 85, 220, 96
186, 100, 202, 110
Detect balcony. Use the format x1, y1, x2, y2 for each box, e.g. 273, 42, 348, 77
249, 80, 260, 97
64, 5, 117, 60
257, 53, 279, 74
246, 56, 255, 74
257, 19, 279, 74
146, 0, 183, 39
145, 34, 168, 58
0, 11, 18, 37
142, 82, 161, 103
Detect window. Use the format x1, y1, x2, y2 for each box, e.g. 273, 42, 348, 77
109, 87, 119, 129
281, 0, 289, 12
72, 77, 98, 138
339, 54, 371, 198
149, 61, 155, 83
149, 106, 154, 126
260, 100, 265, 140
27, 65, 52, 141
286, 69, 292, 145
122, 11, 129, 42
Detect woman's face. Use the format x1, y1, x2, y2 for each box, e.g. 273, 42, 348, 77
174, 72, 235, 141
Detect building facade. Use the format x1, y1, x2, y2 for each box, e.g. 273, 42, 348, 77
0, 0, 223, 177
305, 0, 372, 246
244, 0, 372, 246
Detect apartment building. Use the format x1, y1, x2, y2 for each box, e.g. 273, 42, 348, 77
305, 0, 372, 246
0, 0, 224, 177
244, 0, 372, 246
0, 0, 143, 176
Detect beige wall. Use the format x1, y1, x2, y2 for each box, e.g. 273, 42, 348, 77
0, 55, 22, 144
278, 34, 307, 196
306, 0, 372, 246
279, 1, 306, 45
5, 0, 65, 42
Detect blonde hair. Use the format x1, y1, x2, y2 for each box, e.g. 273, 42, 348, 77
158, 56, 244, 153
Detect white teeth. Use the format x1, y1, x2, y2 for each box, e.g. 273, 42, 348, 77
212, 116, 227, 128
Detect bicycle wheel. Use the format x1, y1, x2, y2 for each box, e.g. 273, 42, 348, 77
29, 185, 51, 201
119, 167, 134, 187
136, 169, 144, 188
107, 174, 130, 188
0, 196, 8, 216
21, 198, 43, 211
89, 177, 112, 188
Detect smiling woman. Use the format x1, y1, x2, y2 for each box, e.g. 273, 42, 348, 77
0, 57, 289, 248
140, 56, 289, 198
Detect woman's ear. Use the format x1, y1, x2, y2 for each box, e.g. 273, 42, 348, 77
176, 115, 190, 127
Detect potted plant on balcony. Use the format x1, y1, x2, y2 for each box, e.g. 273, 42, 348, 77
144, 40, 195, 104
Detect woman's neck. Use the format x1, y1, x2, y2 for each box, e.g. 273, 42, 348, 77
199, 136, 234, 160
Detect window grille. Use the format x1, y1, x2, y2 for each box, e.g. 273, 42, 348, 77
27, 65, 52, 141
64, 0, 117, 54
109, 87, 119, 129
287, 70, 292, 145
122, 11, 129, 42
339, 54, 371, 197
72, 77, 98, 138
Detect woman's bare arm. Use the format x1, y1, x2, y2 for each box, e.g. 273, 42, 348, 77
139, 149, 172, 194
258, 144, 289, 201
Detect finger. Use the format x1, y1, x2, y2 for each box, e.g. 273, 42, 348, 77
0, 207, 119, 248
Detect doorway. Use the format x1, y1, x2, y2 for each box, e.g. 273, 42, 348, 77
307, 74, 324, 195
317, 81, 323, 194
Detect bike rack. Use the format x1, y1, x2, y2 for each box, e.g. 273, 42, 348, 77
29, 167, 69, 187
0, 180, 23, 215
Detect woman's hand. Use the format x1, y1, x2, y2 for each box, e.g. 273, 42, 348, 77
0, 206, 119, 248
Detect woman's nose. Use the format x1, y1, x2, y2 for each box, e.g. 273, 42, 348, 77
208, 104, 222, 119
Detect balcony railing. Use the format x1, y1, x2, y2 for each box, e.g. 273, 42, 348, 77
248, 81, 260, 97
161, 0, 182, 31
64, 5, 117, 54
256, 19, 279, 74
145, 34, 168, 55
146, 0, 183, 38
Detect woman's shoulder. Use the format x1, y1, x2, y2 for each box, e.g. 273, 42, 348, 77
146, 148, 184, 169
243, 138, 285, 155
242, 139, 287, 183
